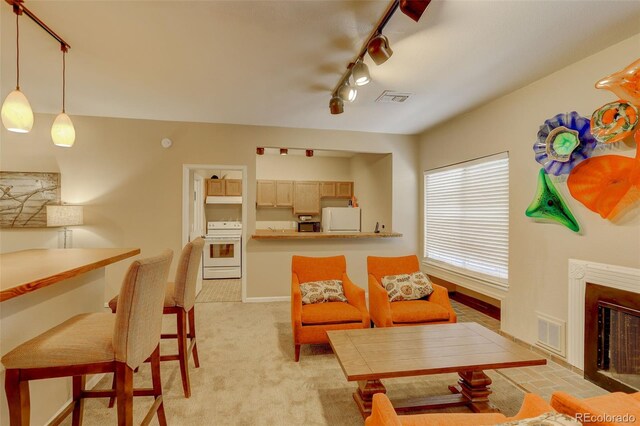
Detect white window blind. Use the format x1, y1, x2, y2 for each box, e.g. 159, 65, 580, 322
424, 152, 509, 287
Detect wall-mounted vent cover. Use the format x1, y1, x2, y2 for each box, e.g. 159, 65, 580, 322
376, 91, 412, 103
536, 312, 566, 356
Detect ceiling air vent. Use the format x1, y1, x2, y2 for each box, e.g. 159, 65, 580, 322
376, 91, 412, 103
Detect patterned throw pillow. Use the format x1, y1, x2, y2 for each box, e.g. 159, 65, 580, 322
299, 280, 348, 304
382, 271, 433, 302
495, 412, 581, 425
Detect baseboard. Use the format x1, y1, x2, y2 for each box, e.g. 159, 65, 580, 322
450, 291, 501, 321
45, 373, 106, 424
245, 296, 290, 303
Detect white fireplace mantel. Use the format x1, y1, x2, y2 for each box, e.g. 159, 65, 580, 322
567, 259, 640, 370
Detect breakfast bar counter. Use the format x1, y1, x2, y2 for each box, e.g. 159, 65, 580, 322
251, 230, 402, 240
0, 247, 139, 425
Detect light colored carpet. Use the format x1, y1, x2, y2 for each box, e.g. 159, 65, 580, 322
196, 279, 241, 303
63, 302, 525, 425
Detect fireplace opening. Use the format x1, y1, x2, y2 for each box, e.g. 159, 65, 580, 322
585, 283, 640, 392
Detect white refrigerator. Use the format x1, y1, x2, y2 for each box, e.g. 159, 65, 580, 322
321, 207, 361, 232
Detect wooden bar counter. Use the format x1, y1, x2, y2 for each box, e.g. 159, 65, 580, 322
0, 248, 139, 426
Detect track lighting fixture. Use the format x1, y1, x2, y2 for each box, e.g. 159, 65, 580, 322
2, 0, 73, 144
280, 148, 288, 156
338, 80, 357, 102
52, 48, 75, 147
352, 61, 371, 86
256, 147, 265, 155
1, 12, 33, 133
306, 150, 314, 157
328, 0, 431, 115
329, 96, 344, 115
367, 34, 393, 65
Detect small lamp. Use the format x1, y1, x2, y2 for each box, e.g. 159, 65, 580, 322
46, 205, 83, 248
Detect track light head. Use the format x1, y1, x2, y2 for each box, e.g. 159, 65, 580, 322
280, 148, 288, 156
256, 147, 265, 155
338, 81, 357, 102
306, 149, 314, 157
399, 0, 431, 22
329, 95, 344, 114
367, 34, 393, 65
352, 61, 371, 86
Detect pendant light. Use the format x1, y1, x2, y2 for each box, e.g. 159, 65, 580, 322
1, 13, 33, 133
51, 48, 75, 147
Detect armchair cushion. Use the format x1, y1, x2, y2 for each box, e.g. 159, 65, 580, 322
300, 280, 348, 304
301, 302, 363, 325
383, 271, 433, 302
391, 300, 450, 323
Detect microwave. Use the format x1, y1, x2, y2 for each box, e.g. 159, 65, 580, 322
298, 221, 321, 232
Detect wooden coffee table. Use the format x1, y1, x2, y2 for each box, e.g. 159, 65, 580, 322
327, 322, 546, 418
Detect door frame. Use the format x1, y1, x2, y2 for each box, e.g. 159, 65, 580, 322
182, 164, 248, 302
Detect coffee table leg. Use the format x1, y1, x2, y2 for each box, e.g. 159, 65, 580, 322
353, 380, 386, 419
448, 370, 498, 413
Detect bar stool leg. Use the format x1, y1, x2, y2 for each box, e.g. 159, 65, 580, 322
177, 309, 191, 398
115, 362, 134, 425
188, 307, 200, 368
71, 375, 86, 426
150, 346, 168, 426
5, 369, 30, 426
107, 373, 117, 408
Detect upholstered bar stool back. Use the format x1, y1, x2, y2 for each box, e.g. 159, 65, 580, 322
173, 237, 205, 311
114, 250, 173, 369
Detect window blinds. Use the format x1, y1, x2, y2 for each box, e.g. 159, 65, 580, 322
424, 152, 509, 287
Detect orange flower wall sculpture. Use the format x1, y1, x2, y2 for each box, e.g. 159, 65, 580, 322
567, 131, 640, 219
596, 58, 640, 106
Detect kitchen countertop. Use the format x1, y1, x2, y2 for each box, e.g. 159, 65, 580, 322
251, 230, 402, 240
0, 248, 140, 302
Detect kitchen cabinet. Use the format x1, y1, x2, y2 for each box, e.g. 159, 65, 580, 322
320, 182, 336, 198
335, 182, 353, 198
293, 182, 320, 215
256, 180, 293, 207
207, 179, 242, 196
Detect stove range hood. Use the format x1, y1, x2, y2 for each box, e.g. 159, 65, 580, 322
206, 196, 242, 204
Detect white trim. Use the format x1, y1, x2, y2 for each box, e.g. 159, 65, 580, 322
45, 374, 105, 425
182, 164, 248, 303
567, 259, 640, 370
245, 296, 290, 303
422, 260, 507, 301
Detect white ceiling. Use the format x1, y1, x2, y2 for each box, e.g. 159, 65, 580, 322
1, 1, 639, 135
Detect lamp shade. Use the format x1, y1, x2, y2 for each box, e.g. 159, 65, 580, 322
1, 89, 34, 133
46, 205, 83, 227
51, 112, 76, 147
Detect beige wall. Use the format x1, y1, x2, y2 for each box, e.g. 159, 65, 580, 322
256, 154, 352, 181
350, 153, 393, 233
418, 34, 640, 348
1, 118, 418, 299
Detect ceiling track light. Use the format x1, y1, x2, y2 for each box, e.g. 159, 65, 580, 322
2, 0, 73, 144
328, 0, 431, 115
338, 79, 357, 102
256, 147, 265, 155
280, 148, 288, 156
306, 150, 314, 157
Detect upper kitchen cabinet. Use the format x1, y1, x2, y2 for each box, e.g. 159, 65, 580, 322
293, 182, 320, 215
206, 179, 242, 196
256, 180, 293, 207
320, 182, 353, 199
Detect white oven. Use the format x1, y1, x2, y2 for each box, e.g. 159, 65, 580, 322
204, 222, 242, 279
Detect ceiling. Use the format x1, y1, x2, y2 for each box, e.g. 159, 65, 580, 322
1, 1, 639, 135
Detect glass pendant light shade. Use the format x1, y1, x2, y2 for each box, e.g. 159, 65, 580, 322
1, 89, 33, 133
51, 112, 75, 147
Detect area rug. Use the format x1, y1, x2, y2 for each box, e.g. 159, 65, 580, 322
63, 302, 525, 425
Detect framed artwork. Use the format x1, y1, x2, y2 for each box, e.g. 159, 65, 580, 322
0, 171, 61, 228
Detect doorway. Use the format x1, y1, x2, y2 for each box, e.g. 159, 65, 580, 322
182, 164, 247, 302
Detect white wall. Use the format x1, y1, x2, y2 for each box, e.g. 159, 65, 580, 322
418, 34, 640, 348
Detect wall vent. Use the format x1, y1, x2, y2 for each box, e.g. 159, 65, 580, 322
536, 312, 566, 356
376, 91, 412, 103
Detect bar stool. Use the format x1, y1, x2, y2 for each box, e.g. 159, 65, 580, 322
108, 237, 204, 400
2, 250, 173, 426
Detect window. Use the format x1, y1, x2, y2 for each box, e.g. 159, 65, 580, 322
423, 152, 509, 288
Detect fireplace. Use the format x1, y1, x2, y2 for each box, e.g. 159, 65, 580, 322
585, 283, 640, 392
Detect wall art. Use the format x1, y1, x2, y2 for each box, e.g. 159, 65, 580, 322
595, 58, 640, 106
525, 168, 580, 232
0, 171, 61, 228
590, 100, 638, 144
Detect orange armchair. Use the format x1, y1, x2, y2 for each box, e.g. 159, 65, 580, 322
365, 393, 555, 425
367, 255, 456, 327
291, 255, 369, 361
551, 391, 640, 426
